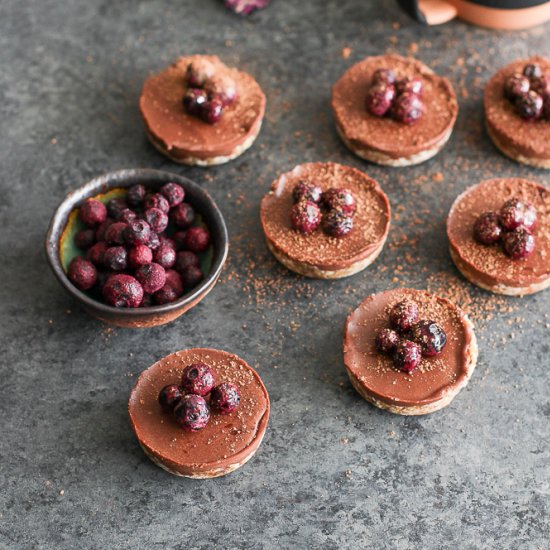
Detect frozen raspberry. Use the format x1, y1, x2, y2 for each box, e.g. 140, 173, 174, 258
210, 383, 241, 414
180, 227, 211, 253
75, 229, 96, 250
183, 88, 208, 116
389, 300, 419, 333
86, 241, 107, 266
68, 256, 97, 290
204, 74, 238, 106
396, 76, 423, 96
321, 188, 356, 215
391, 92, 423, 124
185, 59, 215, 88
502, 227, 535, 259
144, 193, 170, 214
515, 91, 543, 120
123, 219, 151, 246
134, 263, 166, 294
375, 328, 400, 354
410, 320, 447, 357
366, 83, 396, 117
171, 203, 196, 229
523, 63, 542, 79
200, 97, 224, 124
106, 198, 128, 220
158, 384, 183, 412
372, 68, 396, 86
160, 182, 185, 207
180, 265, 203, 289
102, 274, 143, 308
128, 244, 153, 269
127, 184, 146, 207
95, 219, 113, 242
79, 199, 107, 227
290, 200, 321, 234
321, 210, 353, 238
153, 242, 177, 269
119, 208, 137, 224
174, 395, 210, 432
499, 198, 537, 231
504, 73, 530, 100
153, 270, 183, 304
393, 340, 422, 373
105, 222, 127, 245
144, 208, 168, 233
175, 251, 200, 273
473, 212, 502, 245
292, 181, 322, 204
180, 363, 215, 396
104, 246, 128, 271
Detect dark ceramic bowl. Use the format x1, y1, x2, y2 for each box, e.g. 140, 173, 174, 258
45, 169, 228, 328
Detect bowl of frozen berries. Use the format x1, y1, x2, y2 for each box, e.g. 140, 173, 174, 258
45, 169, 228, 328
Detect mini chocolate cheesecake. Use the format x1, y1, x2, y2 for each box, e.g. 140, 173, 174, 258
344, 289, 478, 415
447, 178, 550, 296
129, 348, 270, 478
260, 162, 391, 279
484, 56, 550, 169
140, 55, 266, 166
332, 55, 458, 166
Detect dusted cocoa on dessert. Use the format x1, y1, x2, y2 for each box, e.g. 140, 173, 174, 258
344, 289, 477, 416
129, 348, 270, 479
447, 178, 550, 296
260, 162, 390, 279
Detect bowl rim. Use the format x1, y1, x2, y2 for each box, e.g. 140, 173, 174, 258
45, 168, 229, 318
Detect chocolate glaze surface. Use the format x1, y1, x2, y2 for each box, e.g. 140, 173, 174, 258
260, 162, 390, 271
447, 178, 550, 289
484, 56, 550, 161
129, 348, 269, 474
332, 55, 458, 159
344, 289, 474, 407
140, 55, 266, 160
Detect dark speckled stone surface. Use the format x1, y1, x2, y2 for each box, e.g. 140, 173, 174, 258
0, 1, 548, 548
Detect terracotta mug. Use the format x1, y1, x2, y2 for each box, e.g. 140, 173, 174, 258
396, 0, 550, 29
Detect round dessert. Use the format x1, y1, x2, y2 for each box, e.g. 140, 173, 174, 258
343, 289, 478, 415
484, 56, 550, 169
260, 162, 391, 279
140, 55, 266, 166
129, 348, 270, 478
332, 54, 458, 166
447, 178, 550, 296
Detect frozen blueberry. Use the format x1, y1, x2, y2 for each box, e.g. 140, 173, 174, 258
106, 198, 129, 220
372, 68, 396, 86
95, 219, 113, 242
292, 181, 322, 204
396, 76, 423, 96
523, 63, 542, 79
499, 198, 537, 231
529, 74, 549, 96
375, 328, 400, 354
502, 227, 535, 259
180, 227, 211, 253
158, 384, 183, 412
200, 97, 224, 124
153, 242, 177, 269
75, 229, 96, 250
79, 199, 107, 227
321, 188, 356, 216
204, 74, 238, 106
86, 241, 108, 266
393, 340, 422, 373
160, 182, 185, 207
210, 383, 241, 414
128, 244, 153, 269
127, 184, 146, 207
134, 262, 166, 294
123, 219, 151, 246
391, 92, 423, 124
144, 208, 169, 233
104, 246, 128, 271
174, 394, 210, 432
119, 208, 137, 224
183, 88, 209, 116
389, 300, 419, 333
321, 210, 353, 238
153, 269, 183, 304
104, 222, 127, 245
290, 200, 321, 235
180, 363, 215, 396
68, 256, 97, 290
504, 73, 530, 101
171, 203, 196, 229
473, 212, 502, 245
180, 265, 203, 289
144, 193, 170, 214
410, 320, 447, 357
102, 274, 143, 308
515, 90, 543, 120
148, 231, 161, 251
366, 83, 395, 117
175, 251, 200, 273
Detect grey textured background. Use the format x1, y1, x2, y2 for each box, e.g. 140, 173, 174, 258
1, 1, 549, 549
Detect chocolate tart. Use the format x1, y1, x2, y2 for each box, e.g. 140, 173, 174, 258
129, 348, 270, 478
260, 162, 391, 279
447, 178, 550, 296
140, 55, 266, 166
484, 56, 550, 169
332, 55, 458, 167
343, 289, 478, 415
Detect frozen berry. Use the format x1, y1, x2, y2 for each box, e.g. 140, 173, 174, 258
290, 200, 321, 234
174, 394, 210, 432
95, 219, 113, 242
79, 199, 107, 227
502, 227, 535, 259
158, 384, 183, 412
200, 97, 224, 124
86, 241, 108, 266
104, 246, 128, 271
148, 231, 160, 251
292, 181, 322, 204
210, 383, 241, 414
321, 188, 356, 215
106, 198, 128, 220
140, 293, 154, 308
181, 227, 211, 253
180, 265, 203, 289
473, 212, 502, 245
144, 208, 168, 233
515, 90, 543, 120
128, 244, 153, 269
204, 74, 238, 106
523, 63, 542, 79
68, 256, 97, 290
504, 73, 530, 100
127, 184, 146, 207
322, 210, 353, 238
75, 229, 96, 249
153, 270, 183, 304
171, 203, 196, 229
392, 92, 423, 124
105, 222, 127, 245
372, 68, 396, 86
375, 328, 400, 354
393, 340, 422, 373
185, 59, 215, 88
410, 320, 447, 357
160, 182, 185, 207
390, 300, 419, 333
366, 83, 396, 117
135, 263, 166, 294
119, 208, 137, 224
102, 274, 143, 308
144, 193, 170, 214
153, 242, 177, 269
175, 251, 200, 273
124, 219, 151, 246
183, 88, 208, 116
181, 363, 215, 396
499, 198, 537, 231
529, 74, 549, 96
159, 234, 176, 249
396, 76, 423, 96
